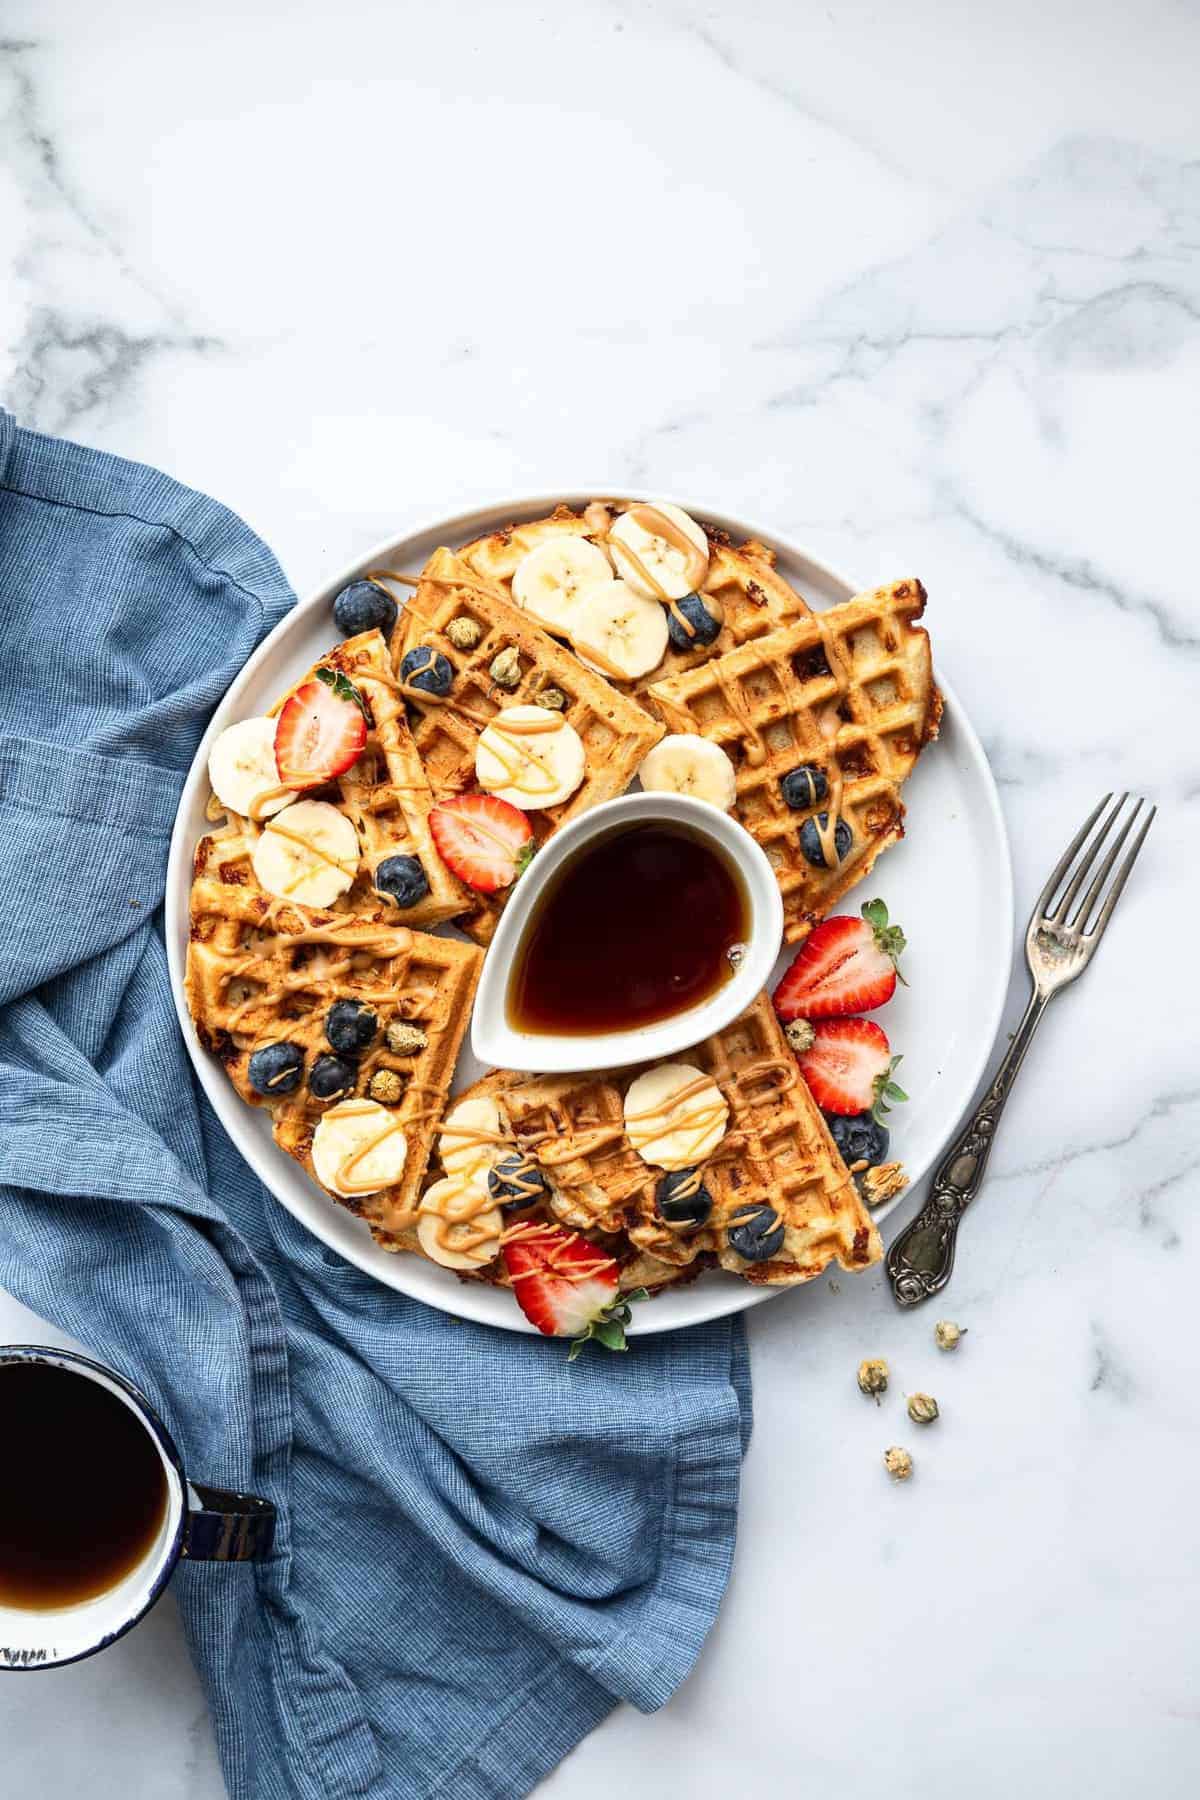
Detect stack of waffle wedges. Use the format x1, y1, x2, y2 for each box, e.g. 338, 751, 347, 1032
418, 993, 895, 1295
186, 497, 940, 1311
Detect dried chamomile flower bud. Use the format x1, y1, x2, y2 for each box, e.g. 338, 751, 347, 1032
906, 1392, 939, 1425
857, 1357, 889, 1401
489, 646, 522, 689
368, 1068, 403, 1104
884, 1446, 913, 1481
935, 1319, 966, 1351
386, 1021, 428, 1056
538, 686, 567, 711
785, 1019, 816, 1054
446, 616, 483, 651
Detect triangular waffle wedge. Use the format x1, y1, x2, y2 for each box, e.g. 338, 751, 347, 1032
408, 993, 890, 1296
185, 873, 482, 1239
647, 581, 942, 942
459, 501, 811, 692
202, 630, 470, 930
387, 548, 663, 944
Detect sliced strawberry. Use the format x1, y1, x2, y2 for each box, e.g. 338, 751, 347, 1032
275, 668, 367, 784
502, 1224, 647, 1359
774, 898, 906, 1021
795, 1017, 907, 1119
430, 794, 534, 894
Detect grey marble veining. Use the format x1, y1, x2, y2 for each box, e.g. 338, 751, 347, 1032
0, 1, 1196, 1796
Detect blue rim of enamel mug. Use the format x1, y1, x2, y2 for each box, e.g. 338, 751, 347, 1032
0, 1346, 189, 1672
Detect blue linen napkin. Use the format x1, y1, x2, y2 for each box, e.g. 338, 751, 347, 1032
0, 412, 751, 1800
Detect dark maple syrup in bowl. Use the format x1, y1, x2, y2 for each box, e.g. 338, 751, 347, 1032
507, 821, 750, 1035
0, 1363, 169, 1611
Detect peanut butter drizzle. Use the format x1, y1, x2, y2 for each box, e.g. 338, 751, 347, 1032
330, 1100, 409, 1195
419, 1171, 501, 1260
609, 534, 668, 601
260, 817, 359, 898
558, 625, 634, 684
247, 776, 319, 822
622, 505, 708, 593
711, 659, 767, 766
479, 711, 568, 800
625, 1074, 728, 1162
497, 1219, 616, 1285
812, 616, 848, 869
666, 596, 697, 639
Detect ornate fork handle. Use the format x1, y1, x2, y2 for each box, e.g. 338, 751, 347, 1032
886, 990, 1048, 1306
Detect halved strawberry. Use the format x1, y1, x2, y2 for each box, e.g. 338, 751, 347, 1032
795, 1017, 908, 1119
502, 1224, 647, 1359
774, 898, 906, 1021
430, 794, 534, 893
275, 668, 367, 785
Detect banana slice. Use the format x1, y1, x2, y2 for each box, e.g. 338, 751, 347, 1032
208, 716, 292, 820
638, 734, 737, 810
511, 536, 612, 637
623, 1063, 729, 1170
438, 1095, 508, 1188
570, 580, 668, 681
476, 705, 586, 810
251, 798, 359, 906
609, 502, 709, 602
312, 1099, 407, 1198
417, 1176, 503, 1269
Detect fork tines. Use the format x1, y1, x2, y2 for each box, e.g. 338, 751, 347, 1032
1036, 792, 1156, 939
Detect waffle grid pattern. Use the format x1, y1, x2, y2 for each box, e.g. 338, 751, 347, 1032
435, 995, 884, 1291
390, 547, 663, 942
186, 883, 482, 1238
649, 580, 941, 941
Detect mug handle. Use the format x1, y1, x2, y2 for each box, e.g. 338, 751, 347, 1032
182, 1483, 276, 1562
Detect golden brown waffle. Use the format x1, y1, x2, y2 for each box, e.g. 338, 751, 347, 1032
459, 501, 811, 692
387, 548, 663, 944
185, 870, 482, 1238
417, 993, 887, 1292
202, 630, 470, 930
647, 581, 942, 943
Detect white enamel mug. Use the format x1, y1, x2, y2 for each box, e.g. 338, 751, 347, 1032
0, 1346, 275, 1672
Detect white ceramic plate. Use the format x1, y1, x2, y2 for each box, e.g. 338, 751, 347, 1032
166, 494, 1013, 1336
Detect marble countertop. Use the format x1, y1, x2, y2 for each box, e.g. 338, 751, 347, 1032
2, 1, 1197, 1794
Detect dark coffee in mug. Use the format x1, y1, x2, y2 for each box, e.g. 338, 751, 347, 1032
0, 1362, 168, 1610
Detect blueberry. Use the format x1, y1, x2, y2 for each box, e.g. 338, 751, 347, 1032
325, 1000, 378, 1055
399, 646, 454, 698
726, 1203, 786, 1263
309, 1054, 357, 1101
779, 765, 829, 811
247, 1041, 304, 1098
825, 1111, 890, 1167
333, 579, 398, 640
666, 591, 723, 651
799, 814, 852, 869
487, 1151, 549, 1209
374, 854, 430, 909
655, 1168, 713, 1229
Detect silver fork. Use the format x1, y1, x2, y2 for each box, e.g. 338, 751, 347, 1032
886, 792, 1156, 1307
